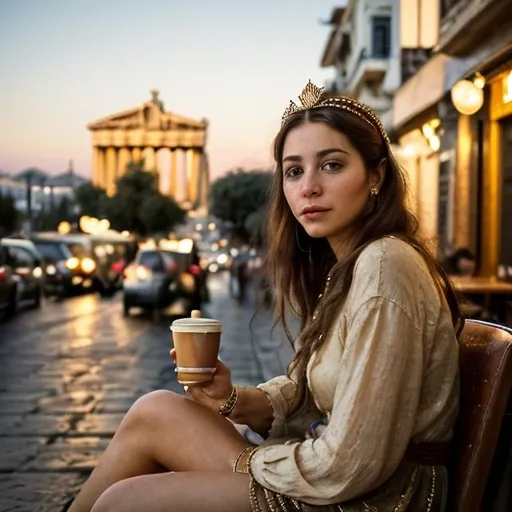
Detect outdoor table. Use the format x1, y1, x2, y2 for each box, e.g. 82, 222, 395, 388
451, 276, 512, 324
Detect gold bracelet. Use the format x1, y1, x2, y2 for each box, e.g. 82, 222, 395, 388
233, 446, 259, 473
219, 386, 238, 416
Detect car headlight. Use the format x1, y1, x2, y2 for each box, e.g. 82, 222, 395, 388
66, 257, 80, 270
81, 257, 96, 273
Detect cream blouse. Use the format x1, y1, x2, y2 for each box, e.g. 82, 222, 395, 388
250, 237, 460, 505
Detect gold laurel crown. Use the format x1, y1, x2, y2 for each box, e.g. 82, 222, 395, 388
282, 80, 391, 146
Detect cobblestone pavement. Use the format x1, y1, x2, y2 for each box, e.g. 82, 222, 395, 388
0, 273, 294, 511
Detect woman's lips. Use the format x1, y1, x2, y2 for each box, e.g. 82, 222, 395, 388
302, 210, 330, 220
301, 205, 331, 220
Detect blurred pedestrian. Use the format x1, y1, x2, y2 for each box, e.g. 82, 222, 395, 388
442, 247, 476, 276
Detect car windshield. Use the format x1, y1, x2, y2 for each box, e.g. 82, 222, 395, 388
138, 251, 165, 272
33, 242, 71, 263
66, 243, 88, 258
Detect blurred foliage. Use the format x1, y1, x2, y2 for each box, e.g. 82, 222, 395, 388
0, 193, 19, 235
74, 182, 109, 218
75, 160, 186, 236
210, 169, 273, 243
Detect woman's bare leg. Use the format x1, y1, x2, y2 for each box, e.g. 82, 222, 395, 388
68, 390, 250, 512
92, 472, 251, 512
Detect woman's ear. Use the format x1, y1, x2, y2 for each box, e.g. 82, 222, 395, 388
370, 158, 387, 190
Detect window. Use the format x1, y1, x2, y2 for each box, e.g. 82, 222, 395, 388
139, 251, 165, 272
34, 242, 71, 263
372, 16, 391, 58
7, 247, 35, 269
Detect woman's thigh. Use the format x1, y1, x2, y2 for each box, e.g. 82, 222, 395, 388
92, 471, 252, 512
124, 390, 250, 472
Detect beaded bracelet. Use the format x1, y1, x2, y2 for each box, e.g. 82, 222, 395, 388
219, 386, 238, 416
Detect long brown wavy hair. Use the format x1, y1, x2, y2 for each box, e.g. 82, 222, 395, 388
265, 106, 463, 415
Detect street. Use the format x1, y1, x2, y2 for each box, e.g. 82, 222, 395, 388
0, 273, 294, 512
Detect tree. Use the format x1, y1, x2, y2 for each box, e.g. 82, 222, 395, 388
108, 161, 186, 236
75, 182, 109, 218
209, 170, 273, 243
139, 194, 186, 234
0, 193, 19, 235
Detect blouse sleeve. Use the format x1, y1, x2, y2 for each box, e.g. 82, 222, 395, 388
257, 375, 298, 438
250, 297, 425, 504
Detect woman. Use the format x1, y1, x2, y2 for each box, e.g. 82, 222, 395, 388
69, 81, 462, 512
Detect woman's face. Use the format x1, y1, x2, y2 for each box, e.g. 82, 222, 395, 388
282, 121, 382, 253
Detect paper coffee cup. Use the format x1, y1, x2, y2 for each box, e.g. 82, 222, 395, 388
170, 310, 222, 385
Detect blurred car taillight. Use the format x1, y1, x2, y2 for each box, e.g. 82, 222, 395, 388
111, 259, 126, 274
189, 264, 201, 276
0, 267, 6, 279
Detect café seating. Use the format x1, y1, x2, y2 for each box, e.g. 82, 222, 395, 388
448, 319, 512, 511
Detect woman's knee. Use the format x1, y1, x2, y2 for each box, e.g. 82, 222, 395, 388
122, 390, 185, 432
91, 479, 133, 512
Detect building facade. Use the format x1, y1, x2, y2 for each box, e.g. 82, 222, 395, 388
439, 0, 512, 275
392, 0, 512, 273
320, 0, 437, 131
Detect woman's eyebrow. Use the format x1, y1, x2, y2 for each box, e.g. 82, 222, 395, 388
283, 148, 350, 163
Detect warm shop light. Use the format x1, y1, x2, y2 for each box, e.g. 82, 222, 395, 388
451, 79, 484, 115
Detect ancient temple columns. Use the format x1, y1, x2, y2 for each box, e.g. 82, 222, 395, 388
87, 91, 208, 209
117, 148, 131, 179
91, 145, 204, 208
169, 149, 179, 197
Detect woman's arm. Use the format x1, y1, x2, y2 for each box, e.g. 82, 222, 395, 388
249, 297, 451, 504
181, 345, 299, 439
228, 387, 274, 437
231, 374, 299, 438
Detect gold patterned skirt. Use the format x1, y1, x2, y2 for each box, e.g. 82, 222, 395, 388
247, 462, 447, 512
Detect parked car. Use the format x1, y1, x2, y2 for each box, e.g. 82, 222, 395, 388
0, 244, 18, 318
31, 233, 94, 298
0, 237, 44, 310
31, 231, 137, 298
122, 242, 206, 318
84, 231, 137, 297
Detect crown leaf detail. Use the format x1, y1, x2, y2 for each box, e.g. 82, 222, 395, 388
298, 80, 324, 109
281, 80, 392, 147
282, 100, 299, 120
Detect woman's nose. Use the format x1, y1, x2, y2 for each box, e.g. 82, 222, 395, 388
300, 173, 321, 197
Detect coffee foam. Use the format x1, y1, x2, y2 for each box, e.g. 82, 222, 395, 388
170, 317, 222, 334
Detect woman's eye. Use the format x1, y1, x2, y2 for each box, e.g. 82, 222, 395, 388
285, 167, 302, 178
322, 161, 342, 172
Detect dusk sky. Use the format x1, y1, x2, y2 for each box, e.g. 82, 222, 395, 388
0, 0, 343, 180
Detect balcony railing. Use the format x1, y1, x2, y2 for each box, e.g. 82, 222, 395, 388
345, 48, 389, 94
438, 0, 510, 55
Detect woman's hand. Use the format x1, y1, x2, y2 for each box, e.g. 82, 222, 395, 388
170, 348, 234, 412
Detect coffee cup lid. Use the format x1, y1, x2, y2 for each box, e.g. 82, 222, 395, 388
170, 317, 222, 333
